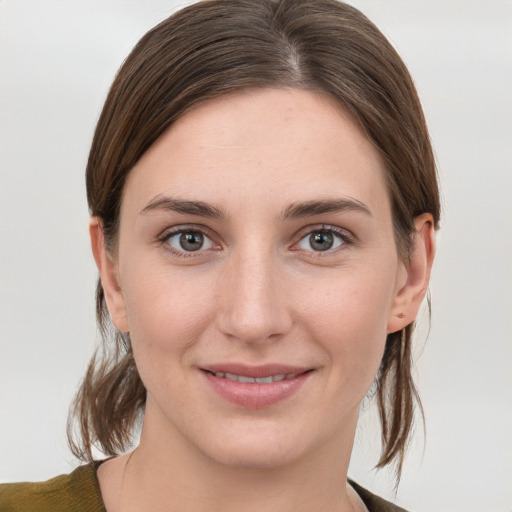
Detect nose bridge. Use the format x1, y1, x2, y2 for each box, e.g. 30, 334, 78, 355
217, 242, 291, 343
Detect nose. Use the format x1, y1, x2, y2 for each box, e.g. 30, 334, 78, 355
215, 249, 292, 344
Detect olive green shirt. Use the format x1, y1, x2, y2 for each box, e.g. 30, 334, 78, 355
0, 463, 408, 512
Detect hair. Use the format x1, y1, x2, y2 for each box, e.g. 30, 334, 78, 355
68, 0, 440, 480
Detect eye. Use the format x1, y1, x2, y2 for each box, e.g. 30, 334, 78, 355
297, 228, 347, 252
165, 229, 215, 253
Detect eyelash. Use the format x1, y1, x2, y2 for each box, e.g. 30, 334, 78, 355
157, 226, 218, 258
156, 224, 354, 258
293, 225, 354, 255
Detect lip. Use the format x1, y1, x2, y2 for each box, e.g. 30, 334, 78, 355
203, 363, 309, 378
200, 363, 312, 409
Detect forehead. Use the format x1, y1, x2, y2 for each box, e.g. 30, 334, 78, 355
123, 88, 390, 219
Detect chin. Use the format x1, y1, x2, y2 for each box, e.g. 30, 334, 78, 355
193, 419, 335, 472
204, 441, 304, 471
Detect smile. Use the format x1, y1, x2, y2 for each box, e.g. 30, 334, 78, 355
206, 371, 299, 384
201, 366, 312, 408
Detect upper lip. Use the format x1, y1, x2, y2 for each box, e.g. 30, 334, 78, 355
200, 363, 311, 378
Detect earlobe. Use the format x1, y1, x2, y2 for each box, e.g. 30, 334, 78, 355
89, 217, 129, 333
387, 213, 436, 333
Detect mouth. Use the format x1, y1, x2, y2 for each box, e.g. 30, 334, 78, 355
203, 370, 301, 384
200, 364, 313, 408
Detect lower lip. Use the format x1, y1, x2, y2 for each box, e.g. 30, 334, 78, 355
202, 371, 311, 409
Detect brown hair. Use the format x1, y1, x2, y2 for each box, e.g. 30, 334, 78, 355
69, 0, 440, 479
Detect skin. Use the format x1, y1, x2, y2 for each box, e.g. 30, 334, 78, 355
92, 88, 435, 512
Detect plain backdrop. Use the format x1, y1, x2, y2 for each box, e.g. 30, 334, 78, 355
1, 1, 511, 511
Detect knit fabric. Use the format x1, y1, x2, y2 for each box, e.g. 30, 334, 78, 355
0, 463, 105, 512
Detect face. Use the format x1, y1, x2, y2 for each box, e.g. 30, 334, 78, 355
101, 88, 415, 470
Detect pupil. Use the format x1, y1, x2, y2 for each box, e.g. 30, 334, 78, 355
310, 232, 333, 251
180, 231, 203, 251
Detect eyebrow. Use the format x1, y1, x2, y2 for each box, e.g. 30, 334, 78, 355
282, 198, 372, 219
139, 195, 372, 220
139, 196, 225, 218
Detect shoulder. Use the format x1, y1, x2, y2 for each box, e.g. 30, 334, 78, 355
350, 480, 410, 512
0, 463, 106, 512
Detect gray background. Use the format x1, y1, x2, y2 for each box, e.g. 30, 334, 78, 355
1, 1, 511, 510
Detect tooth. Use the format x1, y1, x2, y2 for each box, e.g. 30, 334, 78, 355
213, 371, 300, 383
238, 375, 256, 383
255, 376, 273, 384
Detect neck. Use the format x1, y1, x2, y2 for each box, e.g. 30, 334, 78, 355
116, 404, 361, 512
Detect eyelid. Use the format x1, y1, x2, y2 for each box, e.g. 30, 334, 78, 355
156, 224, 221, 257
291, 224, 355, 253
155, 223, 354, 258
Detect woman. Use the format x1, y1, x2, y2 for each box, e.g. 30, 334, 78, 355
0, 0, 438, 511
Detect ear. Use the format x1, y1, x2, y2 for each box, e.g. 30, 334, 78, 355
387, 213, 436, 333
89, 217, 129, 333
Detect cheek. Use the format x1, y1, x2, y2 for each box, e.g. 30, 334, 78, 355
120, 265, 215, 377
300, 267, 395, 383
